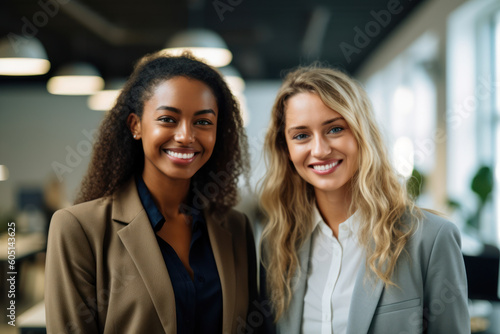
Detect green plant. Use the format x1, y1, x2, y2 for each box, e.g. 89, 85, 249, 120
406, 168, 425, 200
447, 165, 494, 230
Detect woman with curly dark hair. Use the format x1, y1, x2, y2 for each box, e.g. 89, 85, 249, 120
45, 52, 257, 334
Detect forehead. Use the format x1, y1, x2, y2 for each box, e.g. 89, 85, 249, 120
147, 77, 217, 109
284, 92, 342, 126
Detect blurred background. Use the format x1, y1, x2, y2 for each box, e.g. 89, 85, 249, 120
0, 0, 499, 332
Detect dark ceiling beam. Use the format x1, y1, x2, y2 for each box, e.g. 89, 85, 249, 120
60, 0, 163, 46
301, 6, 331, 61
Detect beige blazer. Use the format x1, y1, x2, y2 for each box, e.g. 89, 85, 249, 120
45, 178, 257, 334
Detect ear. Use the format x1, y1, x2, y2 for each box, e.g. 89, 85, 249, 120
127, 113, 142, 140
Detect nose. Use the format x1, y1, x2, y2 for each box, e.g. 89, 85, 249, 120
174, 121, 194, 145
311, 134, 331, 158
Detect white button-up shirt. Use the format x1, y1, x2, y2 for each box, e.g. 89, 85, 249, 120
301, 206, 364, 334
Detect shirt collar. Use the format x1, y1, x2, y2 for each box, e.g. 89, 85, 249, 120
135, 175, 206, 232
312, 203, 360, 238
136, 174, 164, 231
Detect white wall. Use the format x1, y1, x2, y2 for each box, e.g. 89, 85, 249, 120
0, 85, 104, 213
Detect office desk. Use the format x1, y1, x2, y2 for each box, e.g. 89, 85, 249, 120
0, 233, 46, 323
0, 233, 46, 261
471, 301, 500, 333
18, 301, 46, 334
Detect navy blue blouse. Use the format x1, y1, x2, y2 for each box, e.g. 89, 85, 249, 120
136, 175, 223, 334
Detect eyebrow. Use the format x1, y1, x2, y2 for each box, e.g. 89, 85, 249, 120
287, 117, 345, 134
156, 106, 216, 116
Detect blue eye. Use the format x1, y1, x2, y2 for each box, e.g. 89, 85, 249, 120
328, 127, 343, 134
293, 133, 309, 140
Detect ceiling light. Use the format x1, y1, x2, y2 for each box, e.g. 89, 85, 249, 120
163, 29, 232, 67
0, 37, 50, 76
47, 63, 104, 95
87, 79, 125, 111
234, 92, 249, 127
0, 165, 9, 181
219, 65, 245, 94
218, 66, 248, 125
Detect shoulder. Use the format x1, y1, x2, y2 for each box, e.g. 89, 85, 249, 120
411, 210, 461, 244
216, 208, 251, 234
59, 196, 111, 217
49, 196, 113, 240
51, 196, 112, 224
404, 209, 463, 269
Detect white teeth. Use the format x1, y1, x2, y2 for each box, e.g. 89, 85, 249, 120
312, 161, 339, 171
166, 150, 195, 159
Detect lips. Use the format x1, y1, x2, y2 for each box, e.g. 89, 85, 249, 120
165, 150, 196, 160
311, 161, 339, 171
308, 159, 342, 174
162, 148, 199, 162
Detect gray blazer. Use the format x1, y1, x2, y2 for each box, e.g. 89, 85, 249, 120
276, 210, 470, 334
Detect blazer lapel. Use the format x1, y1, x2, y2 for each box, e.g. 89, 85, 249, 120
346, 263, 384, 334
277, 235, 313, 334
113, 179, 177, 334
205, 212, 236, 334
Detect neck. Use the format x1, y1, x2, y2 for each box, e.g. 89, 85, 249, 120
142, 170, 190, 220
315, 186, 353, 238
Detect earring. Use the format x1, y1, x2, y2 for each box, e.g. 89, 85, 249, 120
133, 134, 137, 139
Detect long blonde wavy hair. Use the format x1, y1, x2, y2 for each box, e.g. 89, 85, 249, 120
260, 65, 421, 321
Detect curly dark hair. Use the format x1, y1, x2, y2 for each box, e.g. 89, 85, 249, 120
75, 51, 249, 215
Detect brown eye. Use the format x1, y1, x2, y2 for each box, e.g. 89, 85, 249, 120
195, 119, 213, 125
158, 116, 175, 123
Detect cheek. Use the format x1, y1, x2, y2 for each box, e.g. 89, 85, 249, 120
345, 139, 359, 171
142, 128, 162, 150
201, 130, 217, 153
287, 143, 307, 166
285, 139, 295, 160
151, 127, 163, 139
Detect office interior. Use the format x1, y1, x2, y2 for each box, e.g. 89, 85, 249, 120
0, 0, 499, 332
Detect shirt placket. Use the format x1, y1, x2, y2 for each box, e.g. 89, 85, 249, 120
322, 234, 342, 334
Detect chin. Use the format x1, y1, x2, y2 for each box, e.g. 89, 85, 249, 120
312, 181, 345, 193
161, 169, 196, 180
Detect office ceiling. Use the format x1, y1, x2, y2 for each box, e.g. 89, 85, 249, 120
0, 0, 425, 85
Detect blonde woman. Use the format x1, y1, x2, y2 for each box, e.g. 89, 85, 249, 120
259, 66, 470, 334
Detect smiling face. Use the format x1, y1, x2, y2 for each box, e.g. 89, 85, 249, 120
129, 76, 218, 183
284, 91, 358, 199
